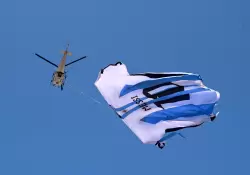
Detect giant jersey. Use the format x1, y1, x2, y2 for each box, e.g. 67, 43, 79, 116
95, 62, 220, 146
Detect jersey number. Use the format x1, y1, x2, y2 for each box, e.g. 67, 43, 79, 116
142, 82, 189, 108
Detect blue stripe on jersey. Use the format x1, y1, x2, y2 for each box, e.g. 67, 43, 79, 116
120, 87, 209, 119
141, 103, 216, 124
119, 74, 202, 97
115, 85, 202, 111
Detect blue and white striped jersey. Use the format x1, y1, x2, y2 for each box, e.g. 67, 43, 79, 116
95, 62, 220, 146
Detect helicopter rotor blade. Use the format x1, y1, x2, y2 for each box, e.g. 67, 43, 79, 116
65, 56, 87, 67
34, 53, 58, 67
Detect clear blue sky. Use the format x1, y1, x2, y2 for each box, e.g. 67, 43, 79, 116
1, 0, 249, 174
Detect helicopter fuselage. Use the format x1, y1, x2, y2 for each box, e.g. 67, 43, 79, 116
51, 71, 66, 87
51, 53, 68, 89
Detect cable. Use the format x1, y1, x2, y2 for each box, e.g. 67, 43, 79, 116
67, 83, 102, 104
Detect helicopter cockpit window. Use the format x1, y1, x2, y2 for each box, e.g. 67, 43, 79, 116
57, 72, 63, 77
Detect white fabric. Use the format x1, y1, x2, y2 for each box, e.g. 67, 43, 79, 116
95, 62, 220, 144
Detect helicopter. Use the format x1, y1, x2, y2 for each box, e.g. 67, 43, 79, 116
35, 44, 87, 90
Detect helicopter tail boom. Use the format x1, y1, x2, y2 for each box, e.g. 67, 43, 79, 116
60, 50, 72, 56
